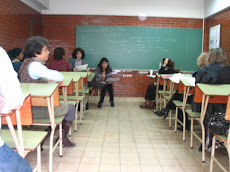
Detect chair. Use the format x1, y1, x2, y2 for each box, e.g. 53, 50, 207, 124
210, 94, 230, 172
1, 95, 47, 172
155, 74, 169, 111
174, 80, 194, 141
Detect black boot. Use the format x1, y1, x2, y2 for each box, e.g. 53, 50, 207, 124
98, 101, 103, 108
62, 120, 75, 147
154, 107, 170, 118
110, 101, 114, 107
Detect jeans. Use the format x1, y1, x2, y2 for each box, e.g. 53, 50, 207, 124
0, 143, 32, 172
64, 104, 76, 122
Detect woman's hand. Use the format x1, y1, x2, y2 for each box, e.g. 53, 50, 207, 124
73, 68, 77, 72
86, 68, 90, 72
102, 72, 106, 78
163, 58, 169, 67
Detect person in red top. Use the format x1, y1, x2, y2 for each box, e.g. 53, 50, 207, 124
48, 47, 71, 71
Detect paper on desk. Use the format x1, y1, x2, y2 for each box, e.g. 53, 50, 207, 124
105, 78, 120, 82
169, 73, 195, 85
76, 64, 88, 71
186, 77, 196, 87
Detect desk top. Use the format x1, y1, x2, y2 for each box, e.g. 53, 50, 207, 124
197, 83, 230, 96
59, 77, 72, 87
20, 83, 58, 97
181, 78, 195, 87
61, 72, 83, 82
61, 72, 88, 78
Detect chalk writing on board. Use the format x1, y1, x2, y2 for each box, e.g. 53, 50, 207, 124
76, 25, 202, 71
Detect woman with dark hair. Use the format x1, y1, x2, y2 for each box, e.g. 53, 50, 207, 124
139, 58, 177, 109
19, 36, 76, 147
68, 48, 89, 72
48, 47, 71, 71
11, 48, 24, 73
90, 57, 114, 108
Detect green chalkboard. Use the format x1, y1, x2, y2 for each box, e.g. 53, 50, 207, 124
76, 25, 203, 71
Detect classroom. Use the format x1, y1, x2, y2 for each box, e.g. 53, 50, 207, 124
0, 0, 230, 172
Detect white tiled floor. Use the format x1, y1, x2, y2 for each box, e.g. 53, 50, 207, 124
26, 97, 229, 172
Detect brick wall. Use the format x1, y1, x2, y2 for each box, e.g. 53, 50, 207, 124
204, 8, 230, 63
0, 0, 42, 51
43, 15, 202, 97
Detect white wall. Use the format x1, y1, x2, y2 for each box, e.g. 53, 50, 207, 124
42, 0, 204, 18
205, 0, 230, 18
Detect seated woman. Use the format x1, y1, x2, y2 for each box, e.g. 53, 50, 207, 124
19, 36, 76, 147
90, 57, 114, 108
11, 48, 24, 73
47, 47, 71, 71
192, 48, 230, 151
155, 52, 209, 121
139, 58, 177, 109
68, 48, 89, 72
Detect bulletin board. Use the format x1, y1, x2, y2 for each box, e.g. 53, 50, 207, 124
209, 24, 221, 50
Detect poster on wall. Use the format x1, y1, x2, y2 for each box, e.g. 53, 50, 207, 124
209, 24, 221, 50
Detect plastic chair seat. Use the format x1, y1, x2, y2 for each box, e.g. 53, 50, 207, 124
185, 109, 200, 118
173, 100, 191, 107
0, 130, 47, 151
33, 115, 65, 124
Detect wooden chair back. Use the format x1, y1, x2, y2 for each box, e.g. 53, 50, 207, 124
1, 96, 33, 126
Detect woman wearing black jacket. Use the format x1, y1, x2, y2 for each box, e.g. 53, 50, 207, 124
193, 48, 230, 151
139, 58, 177, 108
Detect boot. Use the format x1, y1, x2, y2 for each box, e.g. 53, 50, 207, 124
41, 126, 51, 151
110, 101, 114, 107
98, 101, 103, 108
148, 102, 156, 109
139, 100, 150, 108
154, 107, 170, 117
62, 120, 75, 147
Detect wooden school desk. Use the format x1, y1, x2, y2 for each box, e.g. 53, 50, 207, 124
58, 77, 73, 103
1, 92, 47, 172
173, 78, 195, 141
20, 83, 60, 172
60, 72, 83, 131
193, 83, 230, 162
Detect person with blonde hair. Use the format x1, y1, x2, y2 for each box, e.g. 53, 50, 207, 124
192, 48, 230, 151
155, 52, 209, 125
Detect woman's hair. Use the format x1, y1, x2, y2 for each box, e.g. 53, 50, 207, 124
24, 36, 49, 58
162, 57, 174, 70
197, 52, 208, 67
72, 48, 85, 59
207, 48, 227, 65
97, 57, 110, 73
54, 47, 65, 60
13, 48, 22, 59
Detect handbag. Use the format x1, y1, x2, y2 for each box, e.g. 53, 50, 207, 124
209, 112, 230, 136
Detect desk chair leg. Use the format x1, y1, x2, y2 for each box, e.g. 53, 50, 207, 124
169, 110, 172, 128
182, 110, 186, 142
174, 107, 178, 132
49, 129, 55, 172
59, 124, 63, 157
160, 95, 162, 110
210, 135, 216, 172
37, 144, 41, 172
190, 119, 194, 148
155, 94, 159, 111
201, 122, 206, 162
80, 100, 83, 123
74, 101, 79, 132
